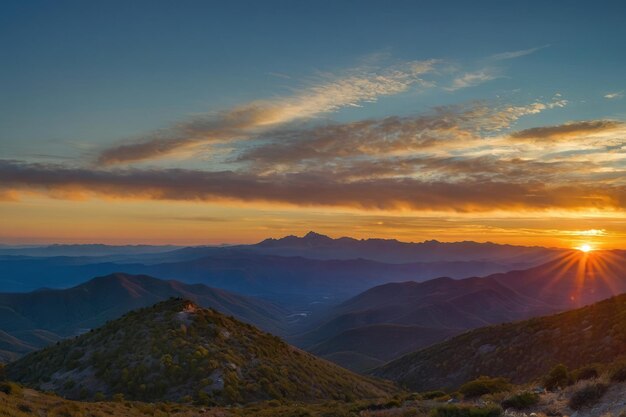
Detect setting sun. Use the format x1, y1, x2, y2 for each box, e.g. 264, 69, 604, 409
579, 244, 593, 253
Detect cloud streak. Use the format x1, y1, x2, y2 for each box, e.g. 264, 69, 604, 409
510, 120, 623, 141
237, 99, 569, 168
2, 158, 626, 213
97, 60, 437, 166
489, 45, 549, 61
445, 69, 498, 91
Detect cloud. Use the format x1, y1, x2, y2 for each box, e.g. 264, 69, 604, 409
2, 159, 626, 213
510, 120, 623, 141
605, 91, 624, 100
97, 60, 438, 166
445, 69, 498, 91
489, 45, 549, 61
237, 99, 569, 168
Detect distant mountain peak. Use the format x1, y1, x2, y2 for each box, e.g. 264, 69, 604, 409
303, 231, 332, 241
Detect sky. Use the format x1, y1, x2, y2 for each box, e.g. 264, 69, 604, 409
1, 0, 626, 248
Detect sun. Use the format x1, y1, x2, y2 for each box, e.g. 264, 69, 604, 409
578, 244, 593, 253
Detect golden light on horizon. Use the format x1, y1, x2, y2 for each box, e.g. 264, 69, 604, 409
578, 244, 593, 253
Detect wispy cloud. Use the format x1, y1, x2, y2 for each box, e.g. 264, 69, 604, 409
489, 45, 549, 61
605, 91, 624, 100
4, 95, 624, 215
97, 60, 438, 166
510, 120, 623, 141
238, 99, 568, 168
445, 69, 498, 91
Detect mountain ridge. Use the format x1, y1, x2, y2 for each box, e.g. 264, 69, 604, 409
7, 298, 395, 404
0, 273, 288, 362
373, 291, 626, 391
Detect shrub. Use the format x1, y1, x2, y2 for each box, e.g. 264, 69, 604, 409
544, 364, 571, 391
459, 376, 511, 398
430, 404, 502, 417
501, 392, 539, 410
0, 381, 22, 396
568, 382, 608, 410
610, 361, 626, 382
422, 390, 447, 400
572, 365, 599, 382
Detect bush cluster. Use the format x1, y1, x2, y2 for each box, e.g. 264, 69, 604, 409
609, 361, 626, 382
500, 392, 539, 410
544, 364, 571, 391
430, 404, 502, 417
459, 377, 511, 398
568, 382, 608, 410
571, 365, 599, 382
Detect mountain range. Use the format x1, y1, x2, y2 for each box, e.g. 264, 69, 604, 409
294, 250, 626, 371
0, 232, 564, 298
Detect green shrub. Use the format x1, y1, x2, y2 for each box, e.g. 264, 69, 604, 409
572, 365, 599, 382
544, 364, 571, 391
459, 376, 511, 398
501, 392, 539, 410
430, 404, 502, 417
568, 382, 608, 410
0, 381, 22, 396
610, 361, 626, 382
422, 390, 447, 400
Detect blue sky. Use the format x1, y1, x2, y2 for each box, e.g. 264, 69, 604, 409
2, 0, 625, 156
1, 1, 626, 247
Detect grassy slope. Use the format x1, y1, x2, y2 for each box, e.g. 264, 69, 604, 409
374, 293, 626, 391
7, 299, 394, 405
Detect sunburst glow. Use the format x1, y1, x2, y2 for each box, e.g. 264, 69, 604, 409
578, 244, 593, 253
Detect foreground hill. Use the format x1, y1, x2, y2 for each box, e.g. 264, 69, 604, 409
0, 273, 287, 362
374, 292, 626, 391
7, 299, 394, 404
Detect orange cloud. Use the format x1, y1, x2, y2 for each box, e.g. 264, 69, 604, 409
2, 160, 626, 213
510, 120, 623, 141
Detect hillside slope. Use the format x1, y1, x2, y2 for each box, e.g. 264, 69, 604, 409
374, 292, 626, 391
296, 251, 626, 371
7, 299, 394, 404
295, 277, 557, 370
0, 273, 287, 362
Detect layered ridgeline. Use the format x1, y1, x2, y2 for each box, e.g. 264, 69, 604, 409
296, 251, 626, 372
373, 292, 626, 391
7, 299, 394, 404
0, 232, 565, 295
297, 276, 554, 371
0, 273, 287, 362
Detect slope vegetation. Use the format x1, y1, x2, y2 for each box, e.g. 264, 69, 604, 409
0, 273, 287, 362
374, 292, 626, 391
7, 299, 394, 404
